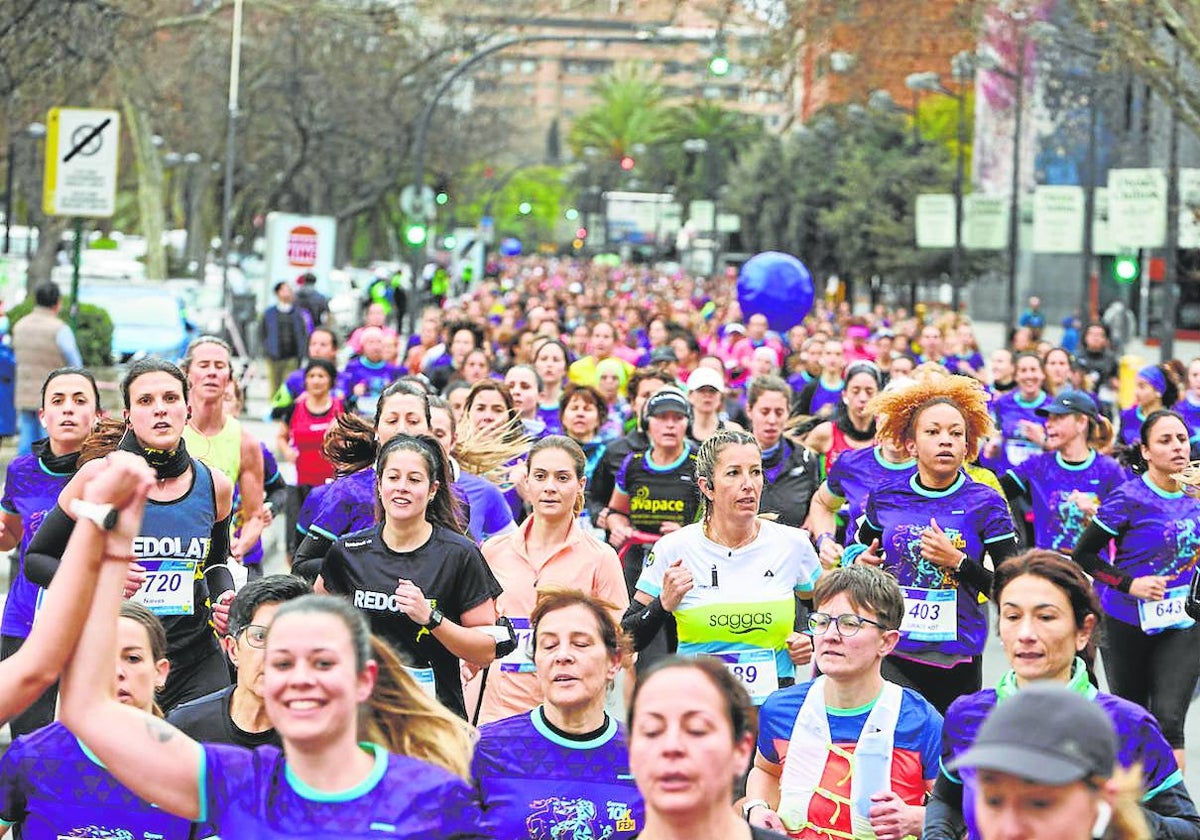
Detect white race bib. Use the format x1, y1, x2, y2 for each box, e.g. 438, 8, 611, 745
1138, 586, 1194, 634
1005, 439, 1038, 467
709, 649, 778, 705
498, 618, 535, 673
404, 666, 437, 698
900, 587, 957, 642
131, 560, 197, 616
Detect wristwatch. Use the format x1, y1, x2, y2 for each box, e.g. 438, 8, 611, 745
423, 607, 444, 630
742, 799, 770, 820
70, 498, 119, 531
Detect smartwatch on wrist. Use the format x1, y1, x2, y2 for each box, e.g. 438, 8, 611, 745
742, 799, 770, 821
70, 498, 119, 532
423, 608, 444, 630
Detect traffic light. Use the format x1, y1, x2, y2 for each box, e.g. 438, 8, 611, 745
518, 201, 533, 215
709, 53, 730, 76
576, 227, 588, 240
434, 175, 450, 206
619, 155, 635, 171
1112, 252, 1140, 284
442, 233, 458, 249
404, 223, 427, 247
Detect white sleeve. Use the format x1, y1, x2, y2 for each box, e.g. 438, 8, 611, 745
788, 526, 822, 595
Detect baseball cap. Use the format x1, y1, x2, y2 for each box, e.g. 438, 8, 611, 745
725, 323, 746, 336
644, 388, 691, 419
1036, 389, 1099, 420
947, 685, 1116, 785
687, 366, 725, 393
650, 346, 678, 364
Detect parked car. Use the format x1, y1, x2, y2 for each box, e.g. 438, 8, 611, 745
76, 283, 195, 363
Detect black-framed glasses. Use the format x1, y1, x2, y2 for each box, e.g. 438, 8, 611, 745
807, 612, 890, 637
241, 624, 268, 649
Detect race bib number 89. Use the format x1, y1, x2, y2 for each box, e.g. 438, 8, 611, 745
709, 649, 777, 705
131, 560, 197, 616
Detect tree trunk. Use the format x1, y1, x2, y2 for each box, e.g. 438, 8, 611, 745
119, 83, 167, 280
26, 215, 69, 293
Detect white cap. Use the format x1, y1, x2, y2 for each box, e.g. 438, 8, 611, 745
687, 366, 726, 393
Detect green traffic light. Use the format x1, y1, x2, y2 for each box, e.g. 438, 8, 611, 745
405, 225, 427, 246
443, 234, 458, 249
436, 192, 449, 206
518, 201, 533, 215
1113, 254, 1139, 283
709, 55, 730, 76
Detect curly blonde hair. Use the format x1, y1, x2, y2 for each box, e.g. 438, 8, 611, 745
868, 369, 994, 462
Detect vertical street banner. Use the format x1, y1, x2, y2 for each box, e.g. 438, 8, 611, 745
915, 194, 956, 248
1107, 168, 1167, 249
1032, 186, 1084, 253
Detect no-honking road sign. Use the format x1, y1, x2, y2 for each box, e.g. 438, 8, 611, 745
42, 107, 121, 218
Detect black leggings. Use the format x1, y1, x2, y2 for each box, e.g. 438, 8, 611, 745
0, 634, 57, 737
1101, 616, 1200, 749
160, 639, 232, 714
882, 654, 982, 716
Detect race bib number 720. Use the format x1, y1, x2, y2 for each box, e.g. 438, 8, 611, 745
131, 559, 197, 616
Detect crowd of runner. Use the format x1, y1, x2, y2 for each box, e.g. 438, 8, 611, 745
0, 256, 1196, 839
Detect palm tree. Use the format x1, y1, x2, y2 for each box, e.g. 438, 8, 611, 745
567, 63, 674, 161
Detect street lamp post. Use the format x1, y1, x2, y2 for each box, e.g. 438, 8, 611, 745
3, 122, 47, 256
906, 58, 972, 311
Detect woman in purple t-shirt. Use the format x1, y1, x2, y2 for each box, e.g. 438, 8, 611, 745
1072, 409, 1200, 769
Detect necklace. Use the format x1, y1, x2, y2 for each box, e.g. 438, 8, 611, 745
705, 519, 760, 551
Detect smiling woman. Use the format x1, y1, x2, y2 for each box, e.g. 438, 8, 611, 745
316, 434, 501, 718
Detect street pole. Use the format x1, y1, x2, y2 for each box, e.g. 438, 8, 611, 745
1161, 40, 1181, 362
1006, 31, 1026, 332
219, 0, 244, 315
952, 88, 966, 311
2, 138, 13, 255
1080, 82, 1098, 323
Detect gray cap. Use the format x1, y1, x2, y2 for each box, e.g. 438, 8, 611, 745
947, 685, 1116, 785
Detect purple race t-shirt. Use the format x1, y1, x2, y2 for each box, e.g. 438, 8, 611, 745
305, 467, 376, 541
1119, 405, 1149, 447
826, 445, 915, 545
0, 722, 193, 839
1007, 449, 1125, 552
1092, 473, 1200, 627
986, 390, 1048, 474
199, 742, 486, 838
0, 453, 73, 638
862, 472, 1015, 659
941, 683, 1183, 840
336, 358, 404, 416
1177, 395, 1200, 441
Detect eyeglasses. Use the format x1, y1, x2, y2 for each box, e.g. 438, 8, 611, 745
240, 624, 268, 648
807, 612, 890, 637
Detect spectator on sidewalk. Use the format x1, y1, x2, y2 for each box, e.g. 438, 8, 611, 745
293, 271, 329, 330
12, 283, 81, 455
260, 281, 309, 396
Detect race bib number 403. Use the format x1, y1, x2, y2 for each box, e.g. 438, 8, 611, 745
900, 587, 957, 642
131, 560, 197, 616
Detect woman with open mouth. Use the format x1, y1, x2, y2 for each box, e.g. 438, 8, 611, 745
623, 428, 822, 707
1071, 409, 1200, 771
0, 367, 100, 737
846, 369, 1018, 714
26, 359, 237, 714
474, 589, 644, 838
926, 550, 1199, 840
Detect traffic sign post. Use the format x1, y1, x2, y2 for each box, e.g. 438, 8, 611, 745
42, 107, 121, 329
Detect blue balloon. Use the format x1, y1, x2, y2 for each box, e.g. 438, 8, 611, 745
500, 237, 523, 257
737, 252, 814, 332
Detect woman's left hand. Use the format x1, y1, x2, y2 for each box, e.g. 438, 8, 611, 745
868, 791, 923, 840
785, 631, 813, 666
920, 518, 963, 570
395, 578, 433, 626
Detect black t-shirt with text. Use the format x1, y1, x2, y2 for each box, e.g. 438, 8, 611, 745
321, 524, 502, 717
166, 685, 281, 750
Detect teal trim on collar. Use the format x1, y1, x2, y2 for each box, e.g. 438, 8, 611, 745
530, 707, 619, 750
76, 736, 107, 768
1141, 472, 1185, 500
285, 742, 388, 802
1055, 450, 1097, 471
1145, 769, 1185, 802
360, 357, 389, 371
908, 471, 966, 499
195, 746, 209, 824
874, 447, 915, 471
1014, 390, 1047, 409
826, 687, 884, 717
38, 459, 73, 478
646, 443, 691, 473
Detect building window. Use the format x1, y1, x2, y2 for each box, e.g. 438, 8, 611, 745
521, 59, 538, 74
